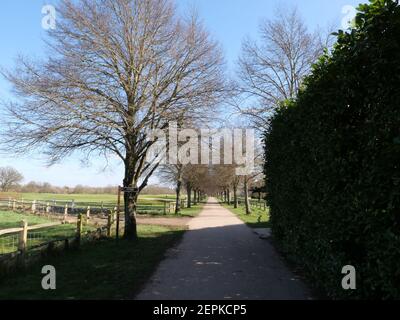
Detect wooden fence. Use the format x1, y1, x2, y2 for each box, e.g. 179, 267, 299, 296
219, 197, 268, 211
0, 197, 181, 217
0, 213, 116, 276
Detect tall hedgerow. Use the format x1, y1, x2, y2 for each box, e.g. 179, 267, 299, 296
264, 0, 400, 299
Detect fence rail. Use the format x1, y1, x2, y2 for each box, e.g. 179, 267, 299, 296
219, 196, 268, 211
0, 197, 184, 217
0, 222, 61, 236
0, 212, 116, 276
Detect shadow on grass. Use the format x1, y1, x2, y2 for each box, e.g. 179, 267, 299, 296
0, 225, 185, 300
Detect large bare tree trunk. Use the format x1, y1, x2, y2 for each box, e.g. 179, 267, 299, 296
123, 162, 138, 240
123, 190, 138, 240
244, 179, 252, 215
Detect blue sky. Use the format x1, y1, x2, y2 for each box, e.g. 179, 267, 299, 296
0, 0, 362, 187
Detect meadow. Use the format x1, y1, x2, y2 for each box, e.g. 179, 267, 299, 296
15, 193, 178, 207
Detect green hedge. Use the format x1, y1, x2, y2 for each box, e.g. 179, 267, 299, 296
264, 0, 400, 299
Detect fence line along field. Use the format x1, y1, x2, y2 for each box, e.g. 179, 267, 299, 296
0, 192, 186, 216
0, 191, 204, 261
0, 210, 94, 256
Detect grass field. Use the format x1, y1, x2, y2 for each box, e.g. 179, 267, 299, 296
0, 225, 185, 299
222, 203, 270, 229
7, 193, 180, 207
0, 196, 204, 254
0, 211, 93, 255
0, 192, 195, 217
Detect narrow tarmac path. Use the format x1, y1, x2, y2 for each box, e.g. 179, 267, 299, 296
135, 198, 311, 300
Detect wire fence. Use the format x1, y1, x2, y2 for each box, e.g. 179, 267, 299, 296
0, 234, 18, 255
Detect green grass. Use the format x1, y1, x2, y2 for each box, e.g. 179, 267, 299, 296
222, 203, 271, 229
5, 193, 186, 216
178, 202, 206, 217
0, 225, 185, 300
0, 193, 194, 216
0, 211, 57, 229
16, 193, 180, 207
0, 211, 93, 254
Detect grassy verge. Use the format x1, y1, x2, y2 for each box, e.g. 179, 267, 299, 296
0, 224, 185, 300
177, 201, 206, 217
221, 203, 270, 229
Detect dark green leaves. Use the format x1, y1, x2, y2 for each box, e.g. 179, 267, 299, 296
264, 0, 400, 299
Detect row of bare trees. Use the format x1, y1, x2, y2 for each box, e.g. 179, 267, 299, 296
159, 164, 210, 214
0, 0, 333, 239
211, 164, 264, 215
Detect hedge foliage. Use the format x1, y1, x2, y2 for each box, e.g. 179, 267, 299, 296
264, 0, 400, 299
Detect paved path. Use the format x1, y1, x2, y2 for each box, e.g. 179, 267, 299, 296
135, 198, 311, 300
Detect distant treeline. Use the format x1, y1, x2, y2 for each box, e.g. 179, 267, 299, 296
10, 182, 174, 195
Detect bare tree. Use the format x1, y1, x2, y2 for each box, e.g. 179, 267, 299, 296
159, 163, 184, 214
1, 0, 225, 239
236, 6, 328, 129
0, 167, 24, 192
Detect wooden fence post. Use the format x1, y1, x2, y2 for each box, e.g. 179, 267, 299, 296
12, 199, 16, 211
63, 204, 68, 223
76, 214, 83, 246
46, 202, 50, 214
86, 206, 91, 220
164, 201, 167, 215
31, 200, 36, 214
8, 197, 11, 210
107, 210, 112, 237
116, 186, 121, 241
18, 220, 28, 252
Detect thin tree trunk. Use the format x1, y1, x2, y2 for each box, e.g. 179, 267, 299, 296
187, 186, 192, 208
233, 185, 238, 209
244, 179, 252, 215
193, 189, 198, 205
175, 179, 182, 215
227, 188, 231, 205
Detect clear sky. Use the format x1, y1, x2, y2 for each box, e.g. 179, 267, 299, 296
0, 0, 362, 187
